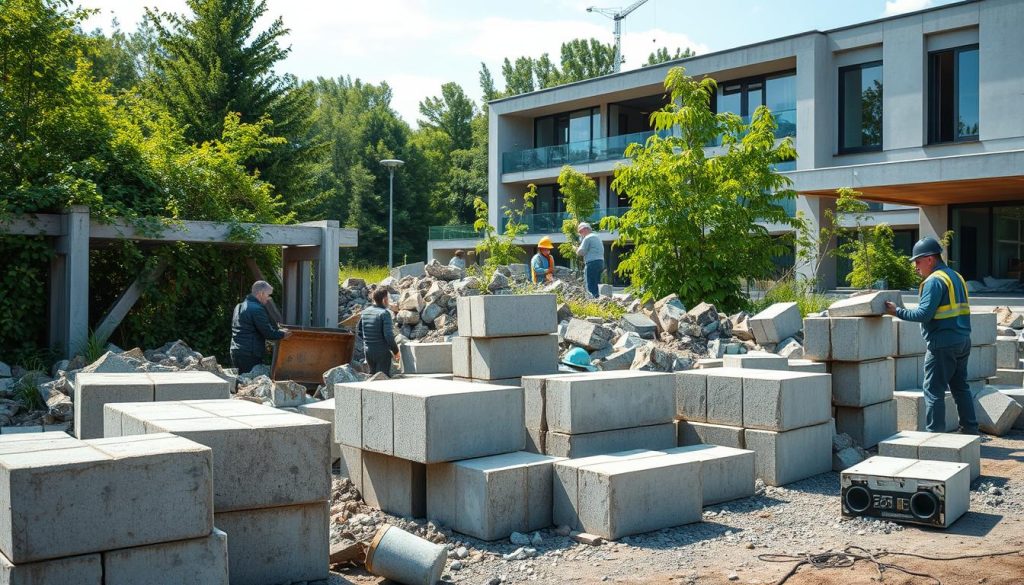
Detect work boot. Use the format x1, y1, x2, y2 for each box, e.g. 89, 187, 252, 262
957, 426, 980, 436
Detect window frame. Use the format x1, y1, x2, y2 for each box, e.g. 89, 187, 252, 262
837, 60, 884, 154
713, 70, 796, 119
928, 44, 980, 145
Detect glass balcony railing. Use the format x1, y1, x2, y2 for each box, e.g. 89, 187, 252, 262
428, 224, 479, 240
708, 108, 797, 147
501, 129, 670, 174
428, 207, 633, 240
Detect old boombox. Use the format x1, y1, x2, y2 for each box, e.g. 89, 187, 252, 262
840, 456, 970, 528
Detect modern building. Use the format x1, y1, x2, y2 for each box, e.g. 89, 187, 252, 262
426, 0, 1024, 290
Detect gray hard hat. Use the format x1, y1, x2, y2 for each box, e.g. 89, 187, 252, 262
909, 237, 943, 261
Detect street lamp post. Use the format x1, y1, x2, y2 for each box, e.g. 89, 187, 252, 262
379, 159, 404, 269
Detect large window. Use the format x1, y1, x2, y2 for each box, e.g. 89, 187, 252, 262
534, 107, 600, 148
929, 45, 979, 144
714, 71, 796, 140
839, 61, 883, 153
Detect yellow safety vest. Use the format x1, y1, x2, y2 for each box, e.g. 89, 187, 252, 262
920, 267, 970, 320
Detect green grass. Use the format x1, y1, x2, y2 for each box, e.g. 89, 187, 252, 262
13, 373, 46, 411
566, 299, 626, 320
338, 264, 390, 285
750, 278, 835, 317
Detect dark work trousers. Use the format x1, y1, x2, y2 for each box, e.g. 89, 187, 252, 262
923, 338, 978, 433
584, 259, 604, 298
366, 350, 393, 376
230, 350, 262, 375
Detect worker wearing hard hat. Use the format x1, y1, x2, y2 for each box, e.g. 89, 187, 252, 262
884, 236, 978, 434
576, 222, 605, 298
531, 237, 556, 284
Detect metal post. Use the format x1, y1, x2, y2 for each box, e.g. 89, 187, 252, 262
388, 168, 395, 270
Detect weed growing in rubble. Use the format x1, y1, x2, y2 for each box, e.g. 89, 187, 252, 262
565, 298, 626, 320
339, 265, 390, 285
13, 372, 46, 411
750, 278, 834, 316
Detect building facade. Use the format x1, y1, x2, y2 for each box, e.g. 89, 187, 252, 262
426, 0, 1024, 290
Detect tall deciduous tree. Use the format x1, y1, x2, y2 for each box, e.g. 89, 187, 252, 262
645, 46, 695, 66
418, 82, 476, 151
557, 166, 599, 270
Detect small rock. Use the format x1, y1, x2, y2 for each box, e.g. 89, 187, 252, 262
530, 532, 543, 546
509, 531, 531, 546
727, 573, 739, 581
450, 560, 463, 571
455, 546, 468, 559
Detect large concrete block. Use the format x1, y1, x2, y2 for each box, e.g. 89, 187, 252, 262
552, 450, 665, 530
892, 318, 927, 356
0, 552, 101, 585
969, 313, 997, 346
457, 294, 557, 338
973, 387, 1024, 436
878, 431, 981, 480
967, 345, 997, 380
400, 342, 453, 374
829, 317, 895, 361
297, 399, 341, 461
788, 359, 828, 373
802, 317, 831, 361
214, 502, 329, 585
362, 451, 426, 518
523, 372, 620, 430
741, 370, 832, 431
544, 423, 676, 458
676, 421, 745, 449
894, 355, 925, 391
827, 291, 901, 317
576, 451, 702, 539
545, 371, 674, 434
105, 400, 330, 512
996, 336, 1019, 369
665, 445, 755, 505
463, 335, 559, 380
831, 358, 895, 407
103, 529, 228, 585
338, 445, 363, 487
834, 400, 897, 448
148, 372, 231, 401
0, 432, 213, 564
744, 421, 833, 486
426, 451, 565, 541
674, 371, 707, 421
392, 261, 425, 279
998, 387, 1024, 429
721, 353, 788, 370
451, 336, 471, 379
336, 378, 524, 463
704, 369, 745, 426
74, 373, 153, 439
893, 390, 959, 432
748, 303, 801, 344
990, 369, 1024, 386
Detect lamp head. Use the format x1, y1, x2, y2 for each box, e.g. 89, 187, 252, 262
380, 159, 405, 169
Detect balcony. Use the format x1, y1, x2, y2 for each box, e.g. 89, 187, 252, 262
501, 130, 669, 174
428, 207, 632, 241
708, 108, 797, 147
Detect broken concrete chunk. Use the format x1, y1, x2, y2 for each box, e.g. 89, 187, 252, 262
973, 387, 1024, 436
565, 319, 615, 352
749, 302, 801, 344
79, 352, 138, 375
631, 343, 674, 372
271, 380, 307, 407
775, 338, 804, 359
619, 313, 657, 340
827, 290, 902, 317
993, 306, 1023, 329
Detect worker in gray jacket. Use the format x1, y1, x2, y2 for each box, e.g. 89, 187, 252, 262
359, 287, 399, 375
575, 222, 604, 298
230, 280, 290, 374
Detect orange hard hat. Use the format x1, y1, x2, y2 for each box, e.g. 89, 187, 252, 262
537, 236, 554, 249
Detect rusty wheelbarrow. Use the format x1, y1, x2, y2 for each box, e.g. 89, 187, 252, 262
270, 325, 356, 385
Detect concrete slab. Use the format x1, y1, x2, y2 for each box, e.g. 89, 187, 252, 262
802, 317, 831, 361
0, 432, 213, 564
334, 383, 362, 447
362, 450, 426, 518
831, 358, 895, 407
969, 313, 998, 346
426, 451, 565, 541
545, 371, 674, 434
0, 551, 101, 585
664, 445, 755, 505
74, 373, 153, 439
967, 345, 997, 380
457, 294, 557, 338
148, 372, 231, 401
893, 390, 959, 432
544, 423, 676, 458
878, 431, 981, 480
829, 317, 896, 361
743, 421, 833, 486
990, 369, 1024, 386
400, 342, 453, 374
704, 369, 745, 426
214, 502, 329, 585
894, 355, 925, 391
892, 318, 927, 356
103, 529, 228, 585
788, 359, 828, 373
462, 335, 559, 380
996, 336, 1019, 369
721, 353, 788, 370
827, 291, 901, 317
834, 400, 897, 448
676, 421, 745, 449
297, 399, 341, 462
674, 371, 707, 421
749, 302, 801, 344
552, 450, 665, 530
741, 370, 832, 432
972, 387, 1024, 436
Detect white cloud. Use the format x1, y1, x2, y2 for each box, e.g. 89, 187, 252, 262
883, 0, 934, 16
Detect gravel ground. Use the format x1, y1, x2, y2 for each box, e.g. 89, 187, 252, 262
330, 430, 1024, 585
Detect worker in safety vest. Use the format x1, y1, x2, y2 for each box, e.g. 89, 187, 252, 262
531, 237, 556, 284
884, 237, 978, 434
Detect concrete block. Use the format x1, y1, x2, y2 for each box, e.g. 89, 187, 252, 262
741, 370, 832, 431
457, 294, 557, 338
545, 371, 674, 434
878, 431, 981, 480
842, 456, 970, 528
674, 371, 707, 421
338, 445, 363, 488
105, 400, 330, 512
802, 317, 831, 361
334, 383, 361, 447
74, 373, 153, 439
214, 502, 329, 585
426, 451, 565, 541
990, 369, 1024, 386
620, 313, 657, 339
894, 355, 925, 391
576, 451, 702, 539
722, 352, 788, 370
0, 552, 101, 585
400, 342, 453, 374
463, 335, 559, 380
544, 423, 676, 458
362, 450, 426, 518
744, 421, 833, 486
969, 313, 997, 346
748, 302, 801, 344
361, 385, 394, 454
788, 359, 828, 373
827, 291, 901, 317
973, 387, 1023, 436
676, 421, 745, 449
664, 445, 755, 505
695, 358, 723, 369
452, 376, 521, 386
998, 387, 1024, 429
525, 427, 544, 453
829, 317, 896, 361
834, 400, 897, 448
148, 372, 231, 401
103, 529, 228, 585
892, 317, 926, 356
831, 358, 895, 407
564, 319, 615, 352
704, 369, 745, 426
966, 344, 997, 380
996, 336, 1019, 369
893, 390, 959, 432
522, 373, 608, 430
0, 432, 213, 563
451, 336, 471, 379
297, 399, 341, 461
552, 450, 665, 530
392, 261, 425, 279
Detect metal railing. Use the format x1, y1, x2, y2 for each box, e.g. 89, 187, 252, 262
427, 207, 633, 241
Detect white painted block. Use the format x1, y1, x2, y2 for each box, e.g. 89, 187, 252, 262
743, 421, 833, 486
676, 421, 745, 449
831, 358, 895, 407
103, 529, 228, 585
741, 370, 832, 431
834, 400, 897, 448
893, 390, 959, 432
214, 502, 329, 585
545, 371, 674, 434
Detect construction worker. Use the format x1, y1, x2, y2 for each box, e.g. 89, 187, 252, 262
884, 236, 978, 434
449, 249, 467, 270
576, 222, 604, 298
230, 281, 291, 374
531, 236, 556, 284
359, 287, 399, 375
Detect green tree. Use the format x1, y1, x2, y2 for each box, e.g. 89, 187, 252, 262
494, 38, 619, 97
602, 66, 802, 310
559, 38, 616, 82
556, 166, 599, 270
418, 82, 476, 152
473, 187, 536, 275
645, 46, 695, 66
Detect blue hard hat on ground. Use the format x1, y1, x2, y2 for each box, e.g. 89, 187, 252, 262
909, 237, 943, 262
561, 346, 598, 371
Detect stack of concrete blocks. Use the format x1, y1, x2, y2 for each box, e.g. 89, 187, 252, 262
674, 367, 833, 486
74, 371, 230, 439
877, 431, 981, 480
968, 312, 998, 386
103, 400, 331, 585
334, 377, 524, 519
297, 399, 341, 464
522, 371, 677, 458
0, 431, 229, 585
552, 444, 755, 539
453, 294, 560, 385
400, 342, 453, 375
890, 316, 959, 432
990, 334, 1023, 386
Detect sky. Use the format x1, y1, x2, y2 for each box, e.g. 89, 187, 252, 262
79, 0, 960, 127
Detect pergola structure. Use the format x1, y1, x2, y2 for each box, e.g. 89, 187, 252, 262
1, 206, 358, 358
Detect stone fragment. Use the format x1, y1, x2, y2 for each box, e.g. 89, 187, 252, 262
687, 302, 719, 326
324, 364, 362, 387
342, 277, 365, 289
557, 303, 573, 322
78, 352, 138, 375
424, 259, 463, 281
827, 291, 902, 317
620, 313, 657, 339
743, 421, 833, 486
395, 309, 420, 325
749, 302, 801, 344
831, 358, 895, 407
488, 271, 510, 292
270, 380, 307, 407
598, 347, 636, 371
833, 446, 867, 471
993, 306, 1023, 329
656, 295, 687, 335
564, 319, 615, 352
631, 343, 675, 372
214, 502, 329, 585
776, 338, 804, 359
972, 387, 1023, 436
834, 399, 897, 448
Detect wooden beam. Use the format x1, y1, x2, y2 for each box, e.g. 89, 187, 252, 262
0, 213, 63, 237
93, 259, 168, 346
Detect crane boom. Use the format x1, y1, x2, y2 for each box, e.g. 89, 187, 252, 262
586, 0, 651, 73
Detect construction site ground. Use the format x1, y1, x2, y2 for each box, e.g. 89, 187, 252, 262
328, 429, 1024, 585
